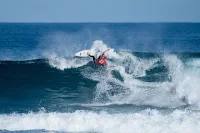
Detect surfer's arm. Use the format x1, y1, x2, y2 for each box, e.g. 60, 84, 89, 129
87, 52, 96, 64
87, 52, 94, 58
102, 48, 110, 56
88, 54, 95, 58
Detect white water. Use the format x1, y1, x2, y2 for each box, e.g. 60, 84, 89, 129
45, 40, 113, 70
164, 55, 200, 107
0, 109, 200, 133
46, 53, 90, 70
2, 40, 200, 133
65, 40, 200, 109
44, 40, 200, 108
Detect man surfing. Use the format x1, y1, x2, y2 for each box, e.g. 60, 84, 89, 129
87, 49, 110, 67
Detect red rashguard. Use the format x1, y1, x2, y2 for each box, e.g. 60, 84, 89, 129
95, 54, 108, 66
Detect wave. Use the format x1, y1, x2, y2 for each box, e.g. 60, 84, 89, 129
0, 109, 200, 133
1, 40, 200, 110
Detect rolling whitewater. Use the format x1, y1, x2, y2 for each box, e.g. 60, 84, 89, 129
0, 23, 200, 133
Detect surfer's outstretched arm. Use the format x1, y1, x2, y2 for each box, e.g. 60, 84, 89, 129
102, 48, 110, 56
87, 52, 96, 64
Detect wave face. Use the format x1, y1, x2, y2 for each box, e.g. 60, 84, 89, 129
1, 23, 200, 133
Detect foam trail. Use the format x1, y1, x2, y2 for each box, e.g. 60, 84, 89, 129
0, 110, 200, 133
47, 53, 89, 70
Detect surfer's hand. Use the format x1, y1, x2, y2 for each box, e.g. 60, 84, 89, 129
87, 52, 90, 55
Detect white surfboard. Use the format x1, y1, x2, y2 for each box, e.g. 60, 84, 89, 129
75, 50, 91, 57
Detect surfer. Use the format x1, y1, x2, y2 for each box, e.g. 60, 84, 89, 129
87, 49, 110, 67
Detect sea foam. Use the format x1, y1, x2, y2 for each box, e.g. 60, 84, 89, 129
0, 110, 200, 133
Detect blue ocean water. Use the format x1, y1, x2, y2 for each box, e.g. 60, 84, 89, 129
0, 23, 200, 133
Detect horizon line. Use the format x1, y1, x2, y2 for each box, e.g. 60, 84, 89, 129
0, 21, 200, 24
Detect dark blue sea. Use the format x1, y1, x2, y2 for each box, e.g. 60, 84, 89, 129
0, 23, 200, 133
